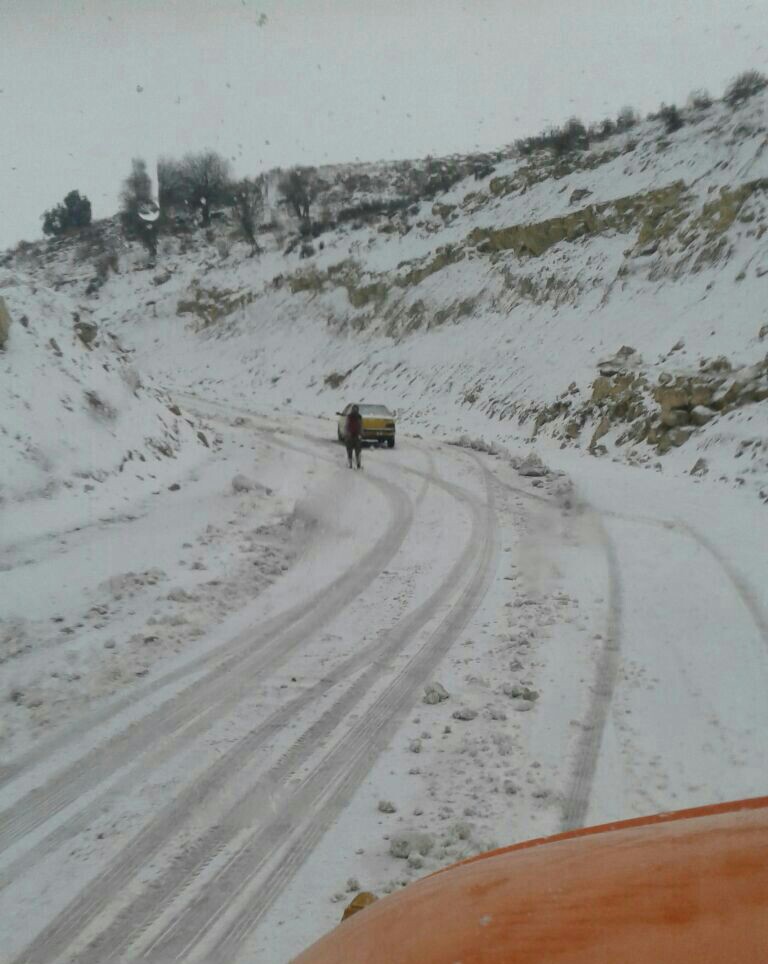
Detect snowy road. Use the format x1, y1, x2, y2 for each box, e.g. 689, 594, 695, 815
2, 410, 767, 963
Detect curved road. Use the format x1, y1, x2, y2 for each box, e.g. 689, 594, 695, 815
3, 410, 767, 963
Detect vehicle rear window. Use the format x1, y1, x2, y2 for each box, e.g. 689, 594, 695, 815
359, 405, 392, 415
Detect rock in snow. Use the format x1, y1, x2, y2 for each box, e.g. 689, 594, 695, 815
389, 831, 434, 859
423, 682, 450, 704
452, 707, 478, 721
232, 473, 256, 493
232, 473, 273, 495
517, 454, 549, 478
503, 683, 539, 701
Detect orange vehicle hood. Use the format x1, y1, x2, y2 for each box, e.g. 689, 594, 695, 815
293, 797, 768, 963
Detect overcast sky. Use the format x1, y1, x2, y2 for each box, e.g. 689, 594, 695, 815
2, 0, 768, 250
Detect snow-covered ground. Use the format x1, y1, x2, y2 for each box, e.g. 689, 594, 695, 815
1, 91, 768, 963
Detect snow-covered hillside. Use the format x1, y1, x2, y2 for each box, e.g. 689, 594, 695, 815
1, 86, 768, 964
6, 90, 765, 503
0, 268, 211, 517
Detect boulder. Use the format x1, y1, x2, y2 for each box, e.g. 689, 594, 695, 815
518, 455, 548, 477
654, 385, 689, 411
701, 355, 732, 373
597, 346, 641, 376
667, 427, 694, 448
589, 416, 611, 452
660, 408, 690, 428
690, 382, 716, 408
741, 382, 768, 403
591, 372, 645, 406
690, 457, 709, 477
74, 319, 98, 347
690, 405, 716, 426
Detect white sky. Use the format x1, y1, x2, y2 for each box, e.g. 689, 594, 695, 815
2, 0, 768, 249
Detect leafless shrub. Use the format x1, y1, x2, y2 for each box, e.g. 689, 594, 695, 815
231, 177, 264, 254
616, 106, 639, 132
687, 88, 713, 110
120, 158, 158, 258
159, 151, 233, 227
724, 70, 768, 107
95, 251, 119, 280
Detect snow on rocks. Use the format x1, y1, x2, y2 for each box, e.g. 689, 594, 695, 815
452, 707, 478, 721
517, 453, 550, 478
389, 831, 434, 859
502, 683, 540, 702
423, 682, 450, 704
449, 434, 507, 457
166, 587, 199, 603
231, 473, 273, 496
101, 568, 167, 600
232, 473, 256, 493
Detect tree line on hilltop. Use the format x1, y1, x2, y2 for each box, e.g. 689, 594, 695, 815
36, 69, 768, 266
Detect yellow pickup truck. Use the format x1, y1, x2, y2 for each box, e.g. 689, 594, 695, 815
337, 403, 396, 448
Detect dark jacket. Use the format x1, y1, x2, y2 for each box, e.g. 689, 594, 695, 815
345, 411, 363, 439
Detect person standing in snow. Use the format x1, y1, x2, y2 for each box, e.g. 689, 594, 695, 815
345, 404, 363, 469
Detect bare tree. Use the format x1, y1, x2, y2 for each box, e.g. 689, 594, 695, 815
616, 106, 639, 132
232, 176, 264, 255
157, 151, 232, 227
181, 151, 232, 226
724, 70, 768, 107
120, 158, 158, 257
157, 157, 187, 213
278, 167, 320, 224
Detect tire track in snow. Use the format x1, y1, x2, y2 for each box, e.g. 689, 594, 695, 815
677, 521, 768, 648
0, 448, 440, 891
0, 468, 413, 859
10, 452, 478, 964
42, 456, 490, 964
559, 505, 768, 832
136, 458, 498, 964
483, 467, 622, 832
560, 511, 623, 831
603, 509, 768, 646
